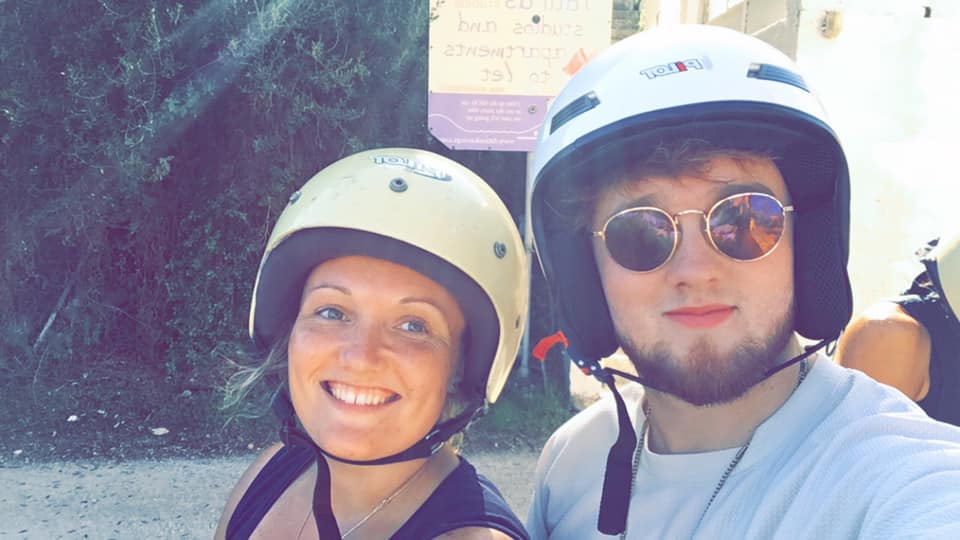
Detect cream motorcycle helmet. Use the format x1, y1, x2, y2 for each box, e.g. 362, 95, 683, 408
248, 148, 528, 537
249, 148, 530, 538
251, 147, 527, 410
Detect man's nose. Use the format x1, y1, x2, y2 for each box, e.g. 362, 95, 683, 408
665, 212, 723, 286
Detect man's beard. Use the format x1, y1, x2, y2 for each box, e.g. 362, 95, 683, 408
618, 308, 795, 406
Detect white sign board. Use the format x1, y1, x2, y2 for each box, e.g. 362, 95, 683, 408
428, 0, 612, 151
429, 0, 613, 96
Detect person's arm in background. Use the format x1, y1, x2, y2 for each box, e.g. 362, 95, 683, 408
835, 301, 931, 401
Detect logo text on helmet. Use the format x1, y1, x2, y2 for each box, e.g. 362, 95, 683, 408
640, 58, 706, 80
373, 155, 453, 182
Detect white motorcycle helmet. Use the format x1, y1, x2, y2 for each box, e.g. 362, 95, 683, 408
529, 24, 852, 535
531, 24, 852, 365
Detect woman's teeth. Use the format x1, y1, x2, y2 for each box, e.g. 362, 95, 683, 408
325, 381, 398, 406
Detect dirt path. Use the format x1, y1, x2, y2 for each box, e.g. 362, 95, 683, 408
1, 450, 539, 539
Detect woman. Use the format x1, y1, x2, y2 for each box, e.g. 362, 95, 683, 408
215, 148, 530, 539
836, 231, 959, 425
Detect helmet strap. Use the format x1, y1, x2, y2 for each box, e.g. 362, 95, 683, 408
271, 390, 484, 538
580, 336, 833, 535
762, 338, 830, 378
602, 337, 831, 387
597, 379, 638, 535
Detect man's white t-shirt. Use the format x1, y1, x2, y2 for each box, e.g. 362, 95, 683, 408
526, 356, 960, 539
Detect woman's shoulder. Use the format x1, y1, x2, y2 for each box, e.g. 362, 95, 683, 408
241, 442, 288, 482
393, 457, 529, 540
432, 526, 518, 539
444, 457, 515, 509
213, 442, 287, 540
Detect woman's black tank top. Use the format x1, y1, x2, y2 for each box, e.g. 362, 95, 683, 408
226, 445, 530, 539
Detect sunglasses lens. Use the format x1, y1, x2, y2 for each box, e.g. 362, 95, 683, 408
604, 209, 676, 271
708, 194, 786, 261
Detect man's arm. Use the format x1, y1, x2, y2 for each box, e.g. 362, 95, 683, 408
525, 435, 558, 540
861, 455, 960, 538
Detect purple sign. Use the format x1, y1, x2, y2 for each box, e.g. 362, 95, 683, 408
428, 92, 549, 152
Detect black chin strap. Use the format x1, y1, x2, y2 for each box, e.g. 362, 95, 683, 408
564, 338, 832, 535
604, 338, 830, 388
596, 374, 638, 535
277, 412, 341, 538
271, 390, 483, 538
762, 338, 831, 378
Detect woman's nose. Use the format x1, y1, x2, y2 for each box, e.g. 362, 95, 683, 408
338, 323, 385, 367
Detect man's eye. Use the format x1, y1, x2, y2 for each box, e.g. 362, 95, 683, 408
315, 307, 346, 321
398, 319, 428, 334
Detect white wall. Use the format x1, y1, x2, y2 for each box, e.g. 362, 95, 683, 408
795, 0, 960, 315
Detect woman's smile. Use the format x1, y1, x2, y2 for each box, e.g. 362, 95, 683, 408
288, 256, 465, 460
323, 380, 400, 407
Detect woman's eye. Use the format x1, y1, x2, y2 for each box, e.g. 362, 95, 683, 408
315, 307, 346, 321
398, 319, 428, 334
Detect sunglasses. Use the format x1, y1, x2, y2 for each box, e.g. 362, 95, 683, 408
592, 192, 794, 272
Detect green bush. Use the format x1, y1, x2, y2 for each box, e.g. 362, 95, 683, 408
0, 1, 560, 414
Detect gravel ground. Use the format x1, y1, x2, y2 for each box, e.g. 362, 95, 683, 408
0, 450, 540, 539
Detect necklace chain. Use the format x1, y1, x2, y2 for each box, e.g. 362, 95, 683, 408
619, 359, 810, 540
341, 464, 426, 538
299, 463, 427, 539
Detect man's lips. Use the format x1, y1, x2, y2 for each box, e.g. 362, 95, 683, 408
663, 305, 735, 329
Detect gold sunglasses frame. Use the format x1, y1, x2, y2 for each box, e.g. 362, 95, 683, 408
591, 192, 795, 273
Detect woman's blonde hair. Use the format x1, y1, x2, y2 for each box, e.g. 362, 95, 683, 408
220, 325, 291, 424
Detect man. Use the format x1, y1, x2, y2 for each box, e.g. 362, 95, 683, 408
526, 25, 960, 539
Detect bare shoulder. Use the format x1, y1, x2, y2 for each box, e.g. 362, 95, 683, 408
835, 301, 932, 398
837, 302, 928, 360
213, 442, 285, 540
433, 527, 519, 540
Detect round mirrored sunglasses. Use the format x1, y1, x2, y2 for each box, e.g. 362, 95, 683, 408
591, 192, 794, 273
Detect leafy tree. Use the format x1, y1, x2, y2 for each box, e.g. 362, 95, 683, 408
0, 0, 562, 412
